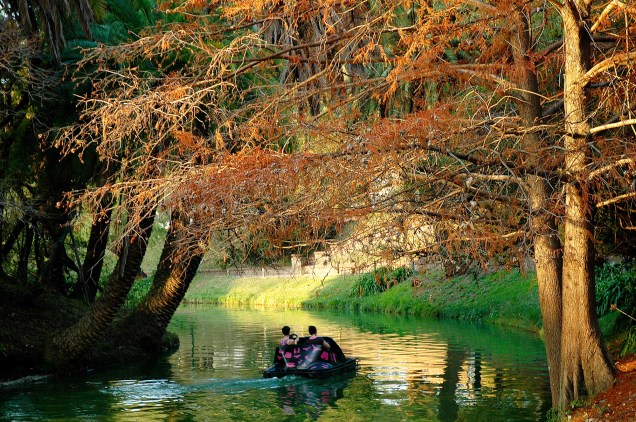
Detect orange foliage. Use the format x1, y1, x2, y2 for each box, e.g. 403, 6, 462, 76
54, 0, 636, 266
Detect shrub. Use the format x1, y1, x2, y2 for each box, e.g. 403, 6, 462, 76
390, 266, 414, 283
596, 261, 636, 318
620, 326, 636, 357
596, 260, 636, 355
351, 266, 414, 297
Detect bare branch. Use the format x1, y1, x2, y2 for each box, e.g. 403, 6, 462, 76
579, 52, 636, 87
597, 191, 636, 208
589, 119, 636, 135
588, 157, 635, 180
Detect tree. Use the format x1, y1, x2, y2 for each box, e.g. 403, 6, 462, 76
55, 0, 636, 410
556, 0, 618, 405
44, 206, 155, 367
0, 17, 95, 293
1, 0, 185, 368
0, 0, 94, 64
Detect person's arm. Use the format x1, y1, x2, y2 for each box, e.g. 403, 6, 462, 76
322, 339, 331, 349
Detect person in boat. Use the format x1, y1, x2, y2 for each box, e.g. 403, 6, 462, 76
280, 326, 297, 346
306, 325, 330, 350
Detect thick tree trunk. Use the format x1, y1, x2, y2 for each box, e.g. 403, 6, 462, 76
41, 224, 71, 293
1, 219, 25, 260
560, 184, 614, 406
510, 8, 564, 405
558, 0, 614, 408
129, 214, 203, 348
44, 211, 155, 368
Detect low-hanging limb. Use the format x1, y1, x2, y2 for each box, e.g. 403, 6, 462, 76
110, 211, 204, 354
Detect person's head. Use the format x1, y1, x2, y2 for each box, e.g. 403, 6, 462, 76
282, 326, 290, 335
308, 325, 317, 335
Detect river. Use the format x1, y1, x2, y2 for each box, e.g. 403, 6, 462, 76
1, 305, 551, 421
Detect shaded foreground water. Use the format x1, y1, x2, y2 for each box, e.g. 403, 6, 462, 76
1, 306, 550, 421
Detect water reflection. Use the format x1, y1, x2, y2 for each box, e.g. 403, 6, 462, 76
168, 306, 550, 420
0, 306, 550, 421
106, 379, 185, 411
274, 373, 355, 418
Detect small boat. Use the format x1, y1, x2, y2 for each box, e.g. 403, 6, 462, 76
263, 336, 357, 379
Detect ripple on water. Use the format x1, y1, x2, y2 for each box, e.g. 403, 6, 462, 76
0, 306, 551, 421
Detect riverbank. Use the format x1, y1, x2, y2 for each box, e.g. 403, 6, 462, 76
185, 269, 636, 420
184, 268, 543, 332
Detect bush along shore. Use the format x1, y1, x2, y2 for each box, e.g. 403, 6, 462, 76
182, 267, 544, 332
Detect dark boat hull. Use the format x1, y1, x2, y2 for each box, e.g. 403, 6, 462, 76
263, 357, 357, 379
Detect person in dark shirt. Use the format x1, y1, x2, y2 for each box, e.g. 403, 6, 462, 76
307, 325, 330, 349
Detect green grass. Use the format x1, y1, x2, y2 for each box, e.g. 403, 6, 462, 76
184, 273, 360, 308
129, 264, 627, 338
305, 269, 542, 331
116, 257, 635, 347
183, 268, 543, 331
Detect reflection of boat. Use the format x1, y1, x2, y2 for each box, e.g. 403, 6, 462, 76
275, 371, 356, 417
263, 336, 357, 379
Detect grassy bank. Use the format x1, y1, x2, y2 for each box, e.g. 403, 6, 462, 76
184, 273, 358, 308
183, 269, 543, 332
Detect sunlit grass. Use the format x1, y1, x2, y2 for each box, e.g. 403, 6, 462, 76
184, 273, 359, 308
132, 263, 631, 337
304, 269, 542, 331
183, 268, 543, 331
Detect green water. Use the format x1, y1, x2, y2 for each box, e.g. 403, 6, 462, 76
1, 306, 551, 421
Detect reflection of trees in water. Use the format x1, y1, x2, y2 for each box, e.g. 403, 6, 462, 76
401, 344, 550, 421
275, 375, 353, 419
471, 351, 482, 391
168, 307, 551, 419
438, 344, 468, 422
402, 345, 476, 420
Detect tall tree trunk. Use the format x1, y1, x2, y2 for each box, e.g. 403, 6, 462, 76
71, 206, 112, 302
44, 210, 155, 368
558, 0, 614, 408
510, 7, 564, 405
1, 219, 25, 271
127, 213, 203, 349
528, 177, 563, 405
41, 223, 71, 293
